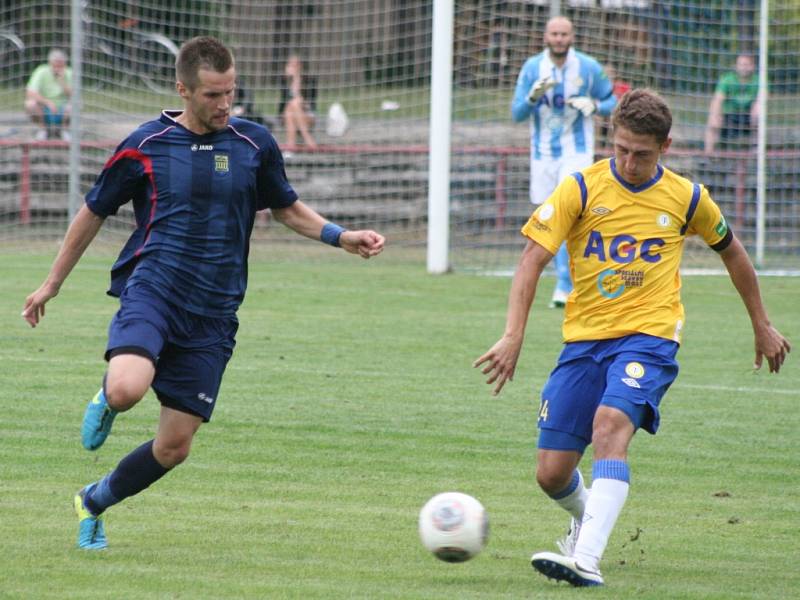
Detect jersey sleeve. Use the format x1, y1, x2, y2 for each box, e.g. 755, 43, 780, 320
686, 185, 733, 251
256, 140, 299, 210
521, 175, 582, 254
589, 62, 616, 116
511, 58, 536, 122
85, 142, 148, 217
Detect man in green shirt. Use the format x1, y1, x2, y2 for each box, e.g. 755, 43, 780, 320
704, 54, 760, 154
24, 48, 72, 141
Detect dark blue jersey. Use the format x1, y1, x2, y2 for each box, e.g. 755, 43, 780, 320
86, 111, 298, 317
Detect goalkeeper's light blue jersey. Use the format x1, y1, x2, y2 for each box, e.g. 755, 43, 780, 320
511, 48, 616, 160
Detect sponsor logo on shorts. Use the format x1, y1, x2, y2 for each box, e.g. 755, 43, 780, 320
621, 377, 641, 389
198, 393, 214, 404
625, 362, 645, 379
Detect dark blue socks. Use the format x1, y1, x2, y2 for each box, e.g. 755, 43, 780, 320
85, 439, 170, 515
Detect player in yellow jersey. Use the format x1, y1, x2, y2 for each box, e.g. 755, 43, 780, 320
474, 89, 790, 587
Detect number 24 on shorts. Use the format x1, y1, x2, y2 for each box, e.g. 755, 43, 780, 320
538, 399, 549, 422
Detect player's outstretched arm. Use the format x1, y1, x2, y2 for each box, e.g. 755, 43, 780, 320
718, 236, 791, 373
272, 200, 385, 259
22, 204, 104, 328
473, 240, 552, 395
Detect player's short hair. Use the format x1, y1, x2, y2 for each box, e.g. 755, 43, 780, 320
611, 88, 672, 144
176, 36, 234, 91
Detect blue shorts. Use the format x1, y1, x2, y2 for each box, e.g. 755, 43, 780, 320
537, 334, 679, 453
106, 284, 238, 421
42, 104, 65, 126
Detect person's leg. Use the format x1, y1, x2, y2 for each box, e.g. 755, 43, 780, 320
551, 242, 572, 306
571, 406, 636, 571
297, 109, 317, 149
287, 98, 316, 149
83, 285, 171, 451
536, 448, 585, 519
82, 352, 155, 450
25, 99, 47, 139
533, 350, 601, 557
77, 407, 202, 549
283, 107, 298, 147
536, 447, 588, 556
549, 152, 592, 307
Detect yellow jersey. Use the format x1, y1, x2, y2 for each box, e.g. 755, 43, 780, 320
522, 158, 732, 343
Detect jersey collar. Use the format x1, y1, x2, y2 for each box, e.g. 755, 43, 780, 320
543, 47, 576, 72
610, 158, 664, 193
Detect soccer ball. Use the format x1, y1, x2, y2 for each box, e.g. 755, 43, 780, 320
418, 492, 489, 562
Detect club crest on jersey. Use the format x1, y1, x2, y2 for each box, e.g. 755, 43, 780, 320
214, 153, 229, 173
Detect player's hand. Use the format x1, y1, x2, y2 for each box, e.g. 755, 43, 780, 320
567, 96, 597, 117
527, 76, 556, 104
340, 230, 385, 259
753, 324, 791, 373
21, 282, 60, 328
473, 334, 524, 396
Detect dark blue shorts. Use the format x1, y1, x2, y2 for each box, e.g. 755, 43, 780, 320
537, 334, 679, 453
106, 284, 238, 421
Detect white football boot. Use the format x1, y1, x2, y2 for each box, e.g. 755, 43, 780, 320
531, 551, 604, 587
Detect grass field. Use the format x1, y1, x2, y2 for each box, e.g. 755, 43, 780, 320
1, 250, 799, 599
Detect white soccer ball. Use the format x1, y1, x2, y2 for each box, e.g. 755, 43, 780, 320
418, 492, 489, 562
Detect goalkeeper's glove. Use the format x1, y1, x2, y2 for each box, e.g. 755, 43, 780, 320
567, 96, 597, 117
526, 76, 556, 104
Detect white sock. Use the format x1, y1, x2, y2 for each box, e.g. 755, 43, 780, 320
574, 459, 630, 571
549, 469, 589, 521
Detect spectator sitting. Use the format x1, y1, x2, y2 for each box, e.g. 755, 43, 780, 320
279, 55, 318, 150
705, 54, 760, 154
25, 48, 72, 141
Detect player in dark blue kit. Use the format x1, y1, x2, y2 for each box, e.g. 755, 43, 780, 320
22, 37, 385, 550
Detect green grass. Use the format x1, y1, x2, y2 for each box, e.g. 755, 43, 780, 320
1, 251, 798, 599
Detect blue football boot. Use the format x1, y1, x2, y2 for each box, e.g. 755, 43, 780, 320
81, 388, 117, 451
74, 485, 107, 550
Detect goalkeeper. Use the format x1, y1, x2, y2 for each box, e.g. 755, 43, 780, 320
511, 16, 616, 309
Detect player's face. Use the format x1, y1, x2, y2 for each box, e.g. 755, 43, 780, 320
613, 126, 671, 186
544, 18, 573, 59
179, 67, 236, 134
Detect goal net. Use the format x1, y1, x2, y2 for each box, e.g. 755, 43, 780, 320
0, 1, 798, 274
